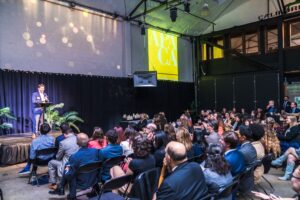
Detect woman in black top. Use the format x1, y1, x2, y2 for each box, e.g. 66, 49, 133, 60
153, 131, 169, 168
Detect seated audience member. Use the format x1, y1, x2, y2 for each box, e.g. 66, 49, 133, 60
204, 120, 221, 145
136, 113, 148, 131
99, 129, 123, 182
110, 133, 155, 179
232, 114, 242, 131
88, 127, 107, 149
19, 123, 55, 175
55, 123, 70, 148
115, 125, 125, 144
52, 133, 100, 199
120, 127, 136, 156
238, 125, 257, 192
266, 100, 278, 115
277, 116, 300, 153
223, 132, 246, 176
262, 117, 281, 157
192, 128, 206, 161
48, 128, 79, 190
153, 131, 169, 168
144, 123, 157, 141
203, 143, 233, 200
252, 165, 300, 199
156, 141, 208, 200
164, 123, 176, 141
271, 146, 300, 180
176, 127, 195, 159
249, 123, 265, 184
291, 102, 300, 114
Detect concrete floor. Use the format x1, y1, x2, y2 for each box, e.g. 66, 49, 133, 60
0, 163, 296, 200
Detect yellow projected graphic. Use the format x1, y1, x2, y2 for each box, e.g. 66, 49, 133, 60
148, 29, 178, 81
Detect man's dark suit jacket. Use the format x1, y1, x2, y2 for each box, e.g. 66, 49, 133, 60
283, 101, 291, 113
65, 147, 99, 190
157, 162, 208, 200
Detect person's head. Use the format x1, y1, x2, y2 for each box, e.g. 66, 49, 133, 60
206, 143, 230, 175
269, 100, 275, 106
176, 127, 192, 151
145, 123, 157, 134
291, 165, 300, 194
154, 130, 169, 149
206, 120, 218, 133
239, 125, 252, 143
164, 123, 176, 141
165, 141, 187, 171
284, 96, 289, 101
60, 122, 70, 134
225, 112, 230, 118
249, 123, 265, 141
105, 129, 118, 144
223, 131, 239, 151
40, 123, 51, 135
114, 126, 125, 144
91, 127, 104, 141
37, 83, 45, 93
77, 133, 89, 147
291, 102, 298, 109
287, 116, 297, 126
132, 133, 152, 158
124, 127, 137, 141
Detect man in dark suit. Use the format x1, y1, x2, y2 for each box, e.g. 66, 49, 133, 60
238, 125, 257, 193
32, 83, 49, 137
50, 133, 99, 199
283, 96, 291, 113
98, 129, 123, 182
157, 141, 208, 200
291, 102, 300, 114
266, 100, 278, 115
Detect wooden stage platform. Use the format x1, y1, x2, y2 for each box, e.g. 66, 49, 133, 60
0, 132, 60, 166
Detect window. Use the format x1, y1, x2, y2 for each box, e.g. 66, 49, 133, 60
245, 32, 259, 54
290, 21, 300, 47
202, 42, 207, 61
266, 28, 278, 52
230, 36, 243, 53
213, 38, 224, 59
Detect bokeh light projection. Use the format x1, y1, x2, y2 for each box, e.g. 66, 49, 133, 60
148, 29, 178, 81
0, 0, 123, 77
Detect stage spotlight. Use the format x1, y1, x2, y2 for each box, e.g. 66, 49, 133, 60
170, 7, 177, 22
69, 1, 76, 8
184, 1, 190, 13
141, 24, 146, 35
200, 3, 210, 16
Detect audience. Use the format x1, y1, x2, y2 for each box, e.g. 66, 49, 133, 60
203, 143, 233, 200
120, 127, 136, 156
153, 130, 169, 168
48, 127, 78, 191
204, 120, 221, 145
223, 131, 246, 176
156, 141, 208, 200
55, 122, 69, 148
164, 123, 176, 141
262, 117, 281, 157
88, 127, 107, 149
19, 123, 55, 175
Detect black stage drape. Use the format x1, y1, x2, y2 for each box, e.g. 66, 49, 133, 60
0, 69, 194, 135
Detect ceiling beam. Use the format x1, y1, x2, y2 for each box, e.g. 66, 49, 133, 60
128, 0, 147, 18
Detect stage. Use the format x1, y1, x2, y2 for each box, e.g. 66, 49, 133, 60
0, 132, 60, 166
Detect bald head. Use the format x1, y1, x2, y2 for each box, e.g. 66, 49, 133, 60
166, 141, 187, 162
77, 133, 89, 147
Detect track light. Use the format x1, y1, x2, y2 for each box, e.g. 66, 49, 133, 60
170, 7, 177, 22
184, 1, 190, 13
200, 3, 209, 16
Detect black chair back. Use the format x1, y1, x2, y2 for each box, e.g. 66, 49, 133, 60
130, 168, 160, 200
103, 155, 126, 167
78, 161, 102, 174
262, 153, 274, 174
217, 180, 239, 198
102, 174, 133, 192
33, 147, 57, 165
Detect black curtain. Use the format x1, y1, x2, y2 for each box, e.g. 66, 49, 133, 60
0, 69, 194, 135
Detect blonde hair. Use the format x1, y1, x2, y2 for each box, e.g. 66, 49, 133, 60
176, 127, 192, 151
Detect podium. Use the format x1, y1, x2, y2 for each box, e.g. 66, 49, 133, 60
36, 102, 52, 128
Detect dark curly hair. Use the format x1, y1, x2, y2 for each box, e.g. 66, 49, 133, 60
132, 133, 152, 158
205, 143, 230, 175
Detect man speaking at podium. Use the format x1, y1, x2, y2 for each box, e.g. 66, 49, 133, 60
32, 83, 49, 138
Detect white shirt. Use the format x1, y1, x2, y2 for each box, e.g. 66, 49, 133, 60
39, 92, 45, 102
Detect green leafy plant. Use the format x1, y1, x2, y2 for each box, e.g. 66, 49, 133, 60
44, 103, 84, 132
0, 107, 16, 130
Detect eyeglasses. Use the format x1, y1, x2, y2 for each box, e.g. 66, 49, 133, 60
292, 174, 300, 179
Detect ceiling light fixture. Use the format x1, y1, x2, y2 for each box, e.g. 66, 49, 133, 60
200, 3, 209, 17
170, 7, 177, 22
184, 0, 190, 13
